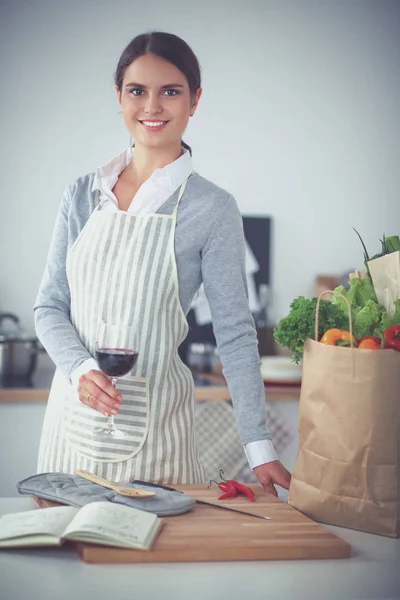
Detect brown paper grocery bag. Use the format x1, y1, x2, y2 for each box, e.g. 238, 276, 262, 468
288, 291, 400, 537
368, 251, 400, 317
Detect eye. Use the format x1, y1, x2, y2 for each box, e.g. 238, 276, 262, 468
163, 89, 180, 97
129, 88, 144, 96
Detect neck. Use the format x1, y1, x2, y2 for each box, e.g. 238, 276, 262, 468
130, 142, 183, 184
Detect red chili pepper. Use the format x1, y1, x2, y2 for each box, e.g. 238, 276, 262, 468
383, 325, 400, 352
230, 481, 255, 502
208, 479, 238, 500
218, 482, 233, 493
219, 470, 255, 502
218, 491, 237, 500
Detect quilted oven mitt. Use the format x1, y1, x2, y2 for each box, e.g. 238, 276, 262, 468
17, 473, 196, 517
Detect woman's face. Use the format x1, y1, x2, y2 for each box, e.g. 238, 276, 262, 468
117, 53, 201, 150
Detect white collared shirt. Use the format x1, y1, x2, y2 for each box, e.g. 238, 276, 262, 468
72, 148, 278, 471
92, 147, 193, 213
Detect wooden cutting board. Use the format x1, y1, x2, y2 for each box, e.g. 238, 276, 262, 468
33, 484, 351, 563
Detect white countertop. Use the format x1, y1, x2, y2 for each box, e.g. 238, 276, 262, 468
0, 498, 399, 600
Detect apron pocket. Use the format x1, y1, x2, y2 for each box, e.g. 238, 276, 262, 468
63, 375, 150, 463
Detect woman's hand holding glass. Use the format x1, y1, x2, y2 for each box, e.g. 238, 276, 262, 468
78, 369, 122, 416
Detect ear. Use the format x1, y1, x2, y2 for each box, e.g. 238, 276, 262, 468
190, 87, 202, 116
115, 85, 122, 108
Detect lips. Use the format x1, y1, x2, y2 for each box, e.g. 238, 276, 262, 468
139, 120, 169, 131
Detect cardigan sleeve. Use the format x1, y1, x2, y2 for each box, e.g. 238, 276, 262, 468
200, 194, 271, 446
33, 185, 94, 382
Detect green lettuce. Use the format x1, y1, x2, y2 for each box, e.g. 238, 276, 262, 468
379, 298, 400, 331
352, 300, 384, 339
332, 277, 378, 318
332, 276, 384, 340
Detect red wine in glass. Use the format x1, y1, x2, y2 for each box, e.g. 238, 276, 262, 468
95, 348, 138, 377
94, 347, 138, 437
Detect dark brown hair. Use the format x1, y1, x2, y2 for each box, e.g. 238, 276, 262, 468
115, 31, 201, 155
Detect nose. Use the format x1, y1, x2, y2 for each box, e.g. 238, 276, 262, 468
144, 92, 162, 115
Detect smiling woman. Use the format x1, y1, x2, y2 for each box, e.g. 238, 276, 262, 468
111, 33, 202, 210
33, 30, 291, 493
118, 54, 199, 145
115, 32, 201, 154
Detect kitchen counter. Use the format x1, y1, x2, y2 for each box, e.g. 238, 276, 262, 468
0, 382, 301, 403
0, 497, 399, 600
0, 361, 301, 403
0, 353, 301, 496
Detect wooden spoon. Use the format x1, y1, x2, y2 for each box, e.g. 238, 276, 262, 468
75, 470, 155, 498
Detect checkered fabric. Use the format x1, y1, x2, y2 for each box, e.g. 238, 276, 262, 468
195, 401, 292, 484
195, 401, 248, 483
265, 402, 292, 455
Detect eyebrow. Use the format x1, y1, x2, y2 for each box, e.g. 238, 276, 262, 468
124, 82, 185, 89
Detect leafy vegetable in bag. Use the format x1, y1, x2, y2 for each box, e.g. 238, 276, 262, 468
353, 229, 400, 274
331, 277, 385, 340
273, 296, 348, 363
379, 298, 400, 331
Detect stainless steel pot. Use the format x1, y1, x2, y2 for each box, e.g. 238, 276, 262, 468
0, 313, 43, 383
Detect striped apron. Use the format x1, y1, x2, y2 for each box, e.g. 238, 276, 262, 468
37, 181, 205, 484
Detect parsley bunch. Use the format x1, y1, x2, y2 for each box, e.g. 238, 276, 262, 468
273, 296, 348, 363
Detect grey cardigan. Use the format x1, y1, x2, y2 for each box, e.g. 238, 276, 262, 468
34, 171, 270, 446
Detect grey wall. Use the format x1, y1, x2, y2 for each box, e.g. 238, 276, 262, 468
1, 0, 399, 332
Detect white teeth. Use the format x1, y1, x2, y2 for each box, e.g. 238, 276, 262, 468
142, 121, 166, 127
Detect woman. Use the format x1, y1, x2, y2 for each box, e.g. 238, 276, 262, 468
35, 31, 291, 495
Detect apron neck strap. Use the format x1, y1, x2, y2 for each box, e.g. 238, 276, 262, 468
173, 177, 189, 215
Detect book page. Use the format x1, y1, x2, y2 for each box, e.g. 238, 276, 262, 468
64, 501, 160, 548
0, 506, 79, 544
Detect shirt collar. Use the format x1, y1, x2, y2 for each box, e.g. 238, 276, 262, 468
164, 149, 193, 192
92, 147, 193, 193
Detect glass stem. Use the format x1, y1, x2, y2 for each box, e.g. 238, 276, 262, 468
108, 378, 118, 430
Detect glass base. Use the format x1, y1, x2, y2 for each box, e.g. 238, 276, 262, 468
94, 427, 126, 438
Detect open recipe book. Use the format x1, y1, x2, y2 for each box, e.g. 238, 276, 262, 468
0, 502, 163, 550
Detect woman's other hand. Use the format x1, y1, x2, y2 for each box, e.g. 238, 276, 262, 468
253, 460, 292, 496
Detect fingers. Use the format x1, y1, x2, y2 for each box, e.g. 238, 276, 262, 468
273, 464, 292, 490
262, 482, 278, 497
261, 460, 292, 491
281, 470, 292, 490
78, 370, 122, 416
252, 464, 275, 494
252, 461, 292, 494
88, 370, 121, 401
79, 381, 116, 416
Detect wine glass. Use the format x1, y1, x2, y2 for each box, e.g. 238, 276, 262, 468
94, 323, 138, 438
